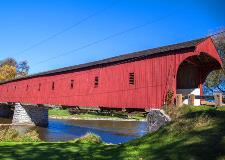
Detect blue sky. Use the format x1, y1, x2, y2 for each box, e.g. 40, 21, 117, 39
0, 0, 224, 74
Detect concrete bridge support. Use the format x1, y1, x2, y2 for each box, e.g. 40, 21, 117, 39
0, 103, 13, 118
12, 103, 48, 127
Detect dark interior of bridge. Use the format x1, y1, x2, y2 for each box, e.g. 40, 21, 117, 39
176, 53, 221, 90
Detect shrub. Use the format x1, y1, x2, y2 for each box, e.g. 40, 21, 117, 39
75, 132, 102, 144
166, 89, 174, 107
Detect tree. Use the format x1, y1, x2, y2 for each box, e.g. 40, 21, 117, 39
16, 61, 30, 77
205, 30, 225, 93
0, 65, 17, 82
0, 58, 17, 68
0, 58, 29, 82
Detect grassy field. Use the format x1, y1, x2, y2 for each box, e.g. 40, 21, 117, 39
48, 109, 145, 121
1, 106, 225, 160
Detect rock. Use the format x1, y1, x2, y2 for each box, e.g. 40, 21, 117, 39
147, 109, 171, 133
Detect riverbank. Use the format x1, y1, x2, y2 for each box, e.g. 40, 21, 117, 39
49, 109, 146, 121
1, 105, 225, 160
49, 115, 146, 121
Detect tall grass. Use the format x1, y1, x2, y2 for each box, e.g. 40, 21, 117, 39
0, 127, 40, 142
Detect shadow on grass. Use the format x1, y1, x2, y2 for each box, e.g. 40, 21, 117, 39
0, 142, 120, 160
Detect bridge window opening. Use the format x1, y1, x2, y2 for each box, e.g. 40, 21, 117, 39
94, 76, 99, 88
70, 80, 74, 89
38, 83, 41, 91
129, 72, 135, 85
52, 82, 55, 90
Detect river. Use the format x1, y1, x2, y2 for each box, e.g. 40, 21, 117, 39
0, 117, 148, 144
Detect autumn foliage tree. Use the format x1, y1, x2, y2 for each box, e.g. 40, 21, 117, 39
0, 65, 17, 81
0, 58, 29, 82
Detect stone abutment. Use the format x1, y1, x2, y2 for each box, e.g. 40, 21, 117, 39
0, 103, 48, 127
12, 103, 48, 127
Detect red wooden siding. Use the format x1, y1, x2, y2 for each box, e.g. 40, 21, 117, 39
0, 38, 222, 109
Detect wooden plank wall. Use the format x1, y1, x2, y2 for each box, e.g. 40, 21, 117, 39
0, 38, 221, 109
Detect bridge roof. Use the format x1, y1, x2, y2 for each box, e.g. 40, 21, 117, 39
0, 37, 208, 84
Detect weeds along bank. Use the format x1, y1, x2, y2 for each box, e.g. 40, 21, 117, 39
0, 127, 40, 142
0, 105, 225, 160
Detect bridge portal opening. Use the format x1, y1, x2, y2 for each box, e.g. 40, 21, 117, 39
176, 53, 221, 106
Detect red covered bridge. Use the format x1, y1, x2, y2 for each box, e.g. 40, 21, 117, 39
0, 37, 222, 111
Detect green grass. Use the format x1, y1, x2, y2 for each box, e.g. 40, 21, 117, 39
1, 105, 225, 160
48, 108, 70, 116
48, 109, 145, 121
